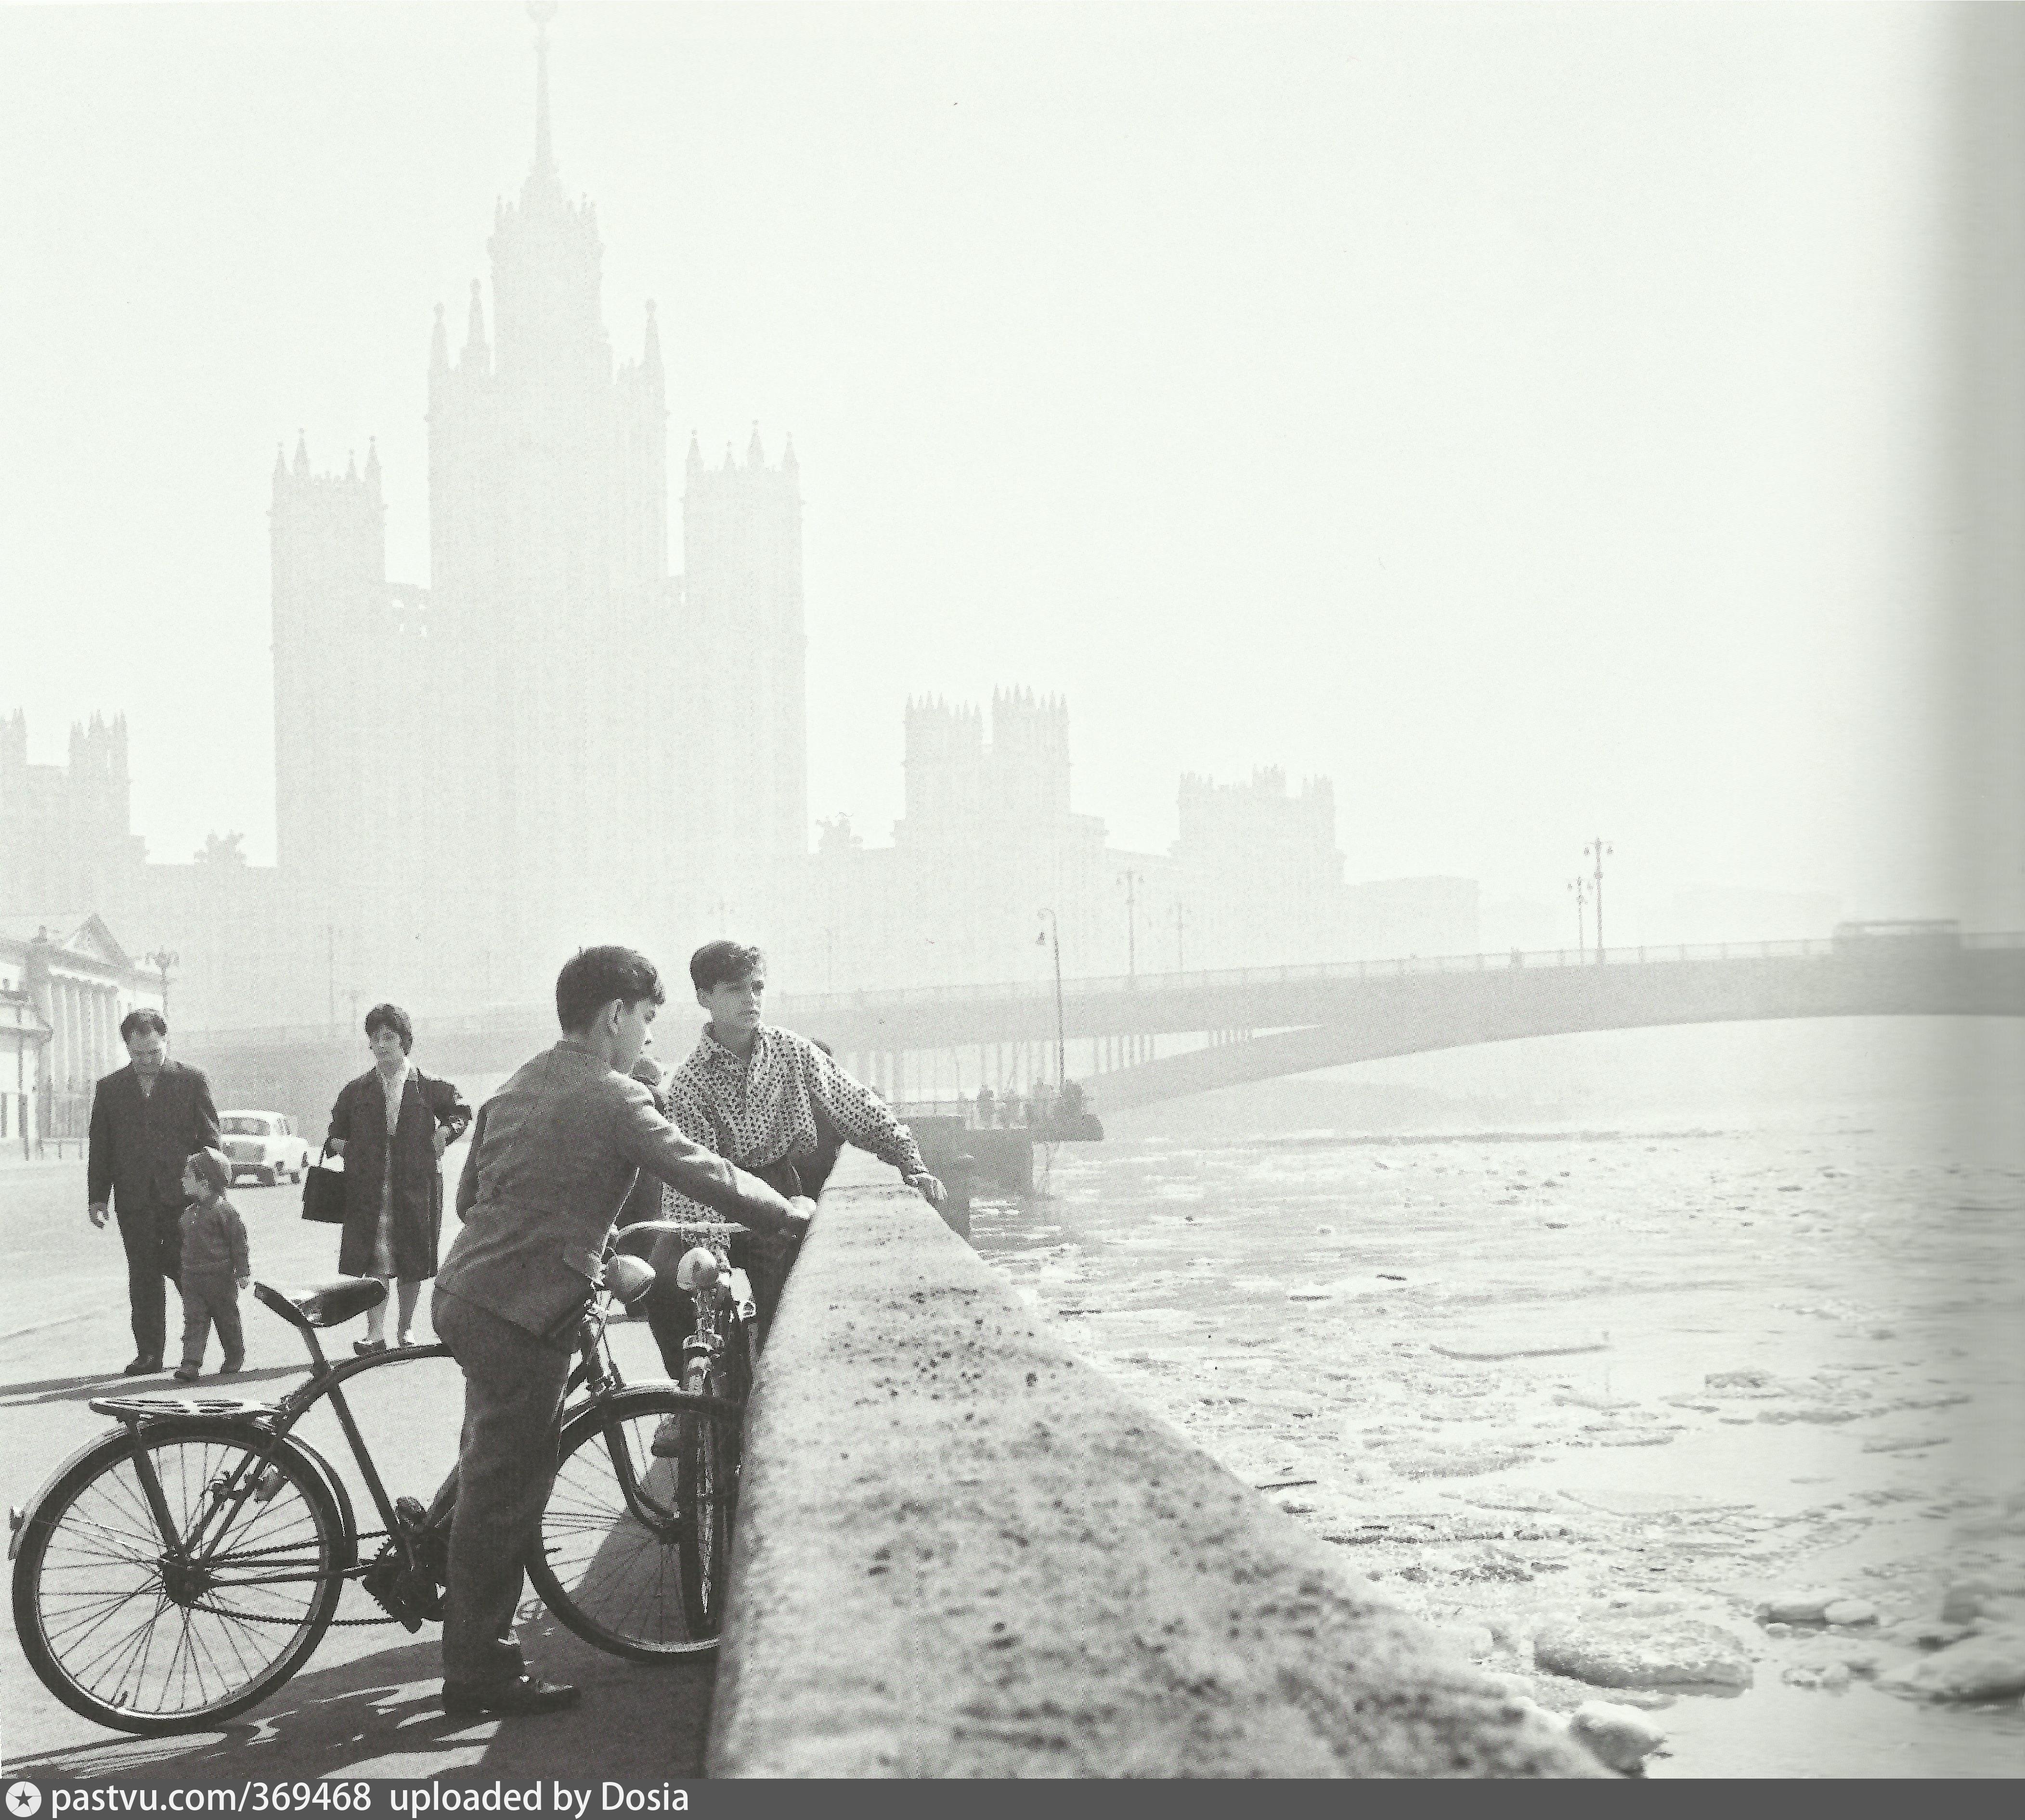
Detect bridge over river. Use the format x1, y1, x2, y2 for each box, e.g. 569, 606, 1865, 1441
182, 932, 2024, 1131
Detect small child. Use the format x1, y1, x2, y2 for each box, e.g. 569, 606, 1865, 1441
176, 1148, 251, 1383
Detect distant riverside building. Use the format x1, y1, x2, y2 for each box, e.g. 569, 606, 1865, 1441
801, 691, 1113, 991
11, 28, 808, 1029
268, 25, 806, 1004
7, 20, 1501, 1033
0, 712, 143, 915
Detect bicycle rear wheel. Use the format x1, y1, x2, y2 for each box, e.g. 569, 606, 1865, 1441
530, 1387, 739, 1661
12, 1422, 345, 1734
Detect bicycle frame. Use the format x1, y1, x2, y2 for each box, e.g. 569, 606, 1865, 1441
26, 1279, 660, 1598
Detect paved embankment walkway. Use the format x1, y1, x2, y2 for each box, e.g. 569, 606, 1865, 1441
709, 1166, 1606, 1777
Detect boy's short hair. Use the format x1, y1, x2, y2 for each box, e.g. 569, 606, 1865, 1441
120, 1007, 168, 1042
556, 946, 665, 1033
363, 1002, 414, 1053
187, 1148, 230, 1196
690, 941, 765, 993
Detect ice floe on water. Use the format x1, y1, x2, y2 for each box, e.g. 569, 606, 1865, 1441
972, 1109, 2025, 1777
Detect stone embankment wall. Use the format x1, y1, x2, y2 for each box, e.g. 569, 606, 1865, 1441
706, 1166, 1606, 1778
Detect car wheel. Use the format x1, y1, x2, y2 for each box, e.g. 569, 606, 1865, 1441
260, 1167, 278, 1188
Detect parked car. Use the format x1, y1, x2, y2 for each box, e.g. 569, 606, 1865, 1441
219, 1110, 313, 1187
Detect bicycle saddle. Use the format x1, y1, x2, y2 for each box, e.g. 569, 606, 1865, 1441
254, 1278, 388, 1330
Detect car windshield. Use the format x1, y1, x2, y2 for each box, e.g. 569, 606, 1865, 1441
221, 1117, 273, 1136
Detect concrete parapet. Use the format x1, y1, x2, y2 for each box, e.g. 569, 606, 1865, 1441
706, 1175, 1605, 1778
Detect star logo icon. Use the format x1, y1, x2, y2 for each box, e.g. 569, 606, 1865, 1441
7, 1784, 42, 1818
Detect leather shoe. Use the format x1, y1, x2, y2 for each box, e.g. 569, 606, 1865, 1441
353, 1339, 389, 1356
441, 1675, 580, 1718
121, 1356, 163, 1376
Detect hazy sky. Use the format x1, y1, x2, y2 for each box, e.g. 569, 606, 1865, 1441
1, 2, 1987, 933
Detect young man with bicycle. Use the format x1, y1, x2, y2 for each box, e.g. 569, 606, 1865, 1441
646, 941, 945, 1358
431, 944, 814, 1719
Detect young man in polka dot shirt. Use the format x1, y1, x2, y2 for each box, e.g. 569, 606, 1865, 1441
650, 941, 944, 1334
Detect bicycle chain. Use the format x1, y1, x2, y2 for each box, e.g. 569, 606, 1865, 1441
179, 1529, 416, 1627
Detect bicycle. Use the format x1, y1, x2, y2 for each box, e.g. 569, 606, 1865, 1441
8, 1248, 740, 1736
608, 1218, 776, 1639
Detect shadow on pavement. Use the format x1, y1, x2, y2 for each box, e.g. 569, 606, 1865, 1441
7, 1613, 715, 1782
0, 1364, 309, 1408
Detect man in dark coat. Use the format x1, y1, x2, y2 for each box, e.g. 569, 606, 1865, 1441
87, 1007, 221, 1374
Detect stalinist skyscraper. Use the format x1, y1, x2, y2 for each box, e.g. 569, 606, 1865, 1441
270, 12, 807, 1007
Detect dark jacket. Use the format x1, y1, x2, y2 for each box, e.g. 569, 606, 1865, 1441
327, 1067, 471, 1281
180, 1196, 250, 1281
87, 1060, 221, 1215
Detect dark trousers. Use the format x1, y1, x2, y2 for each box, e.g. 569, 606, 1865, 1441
180, 1273, 243, 1369
432, 1286, 571, 1689
117, 1202, 182, 1362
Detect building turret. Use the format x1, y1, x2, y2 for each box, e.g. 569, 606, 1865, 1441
642, 298, 662, 382
682, 424, 807, 864
270, 439, 392, 871
460, 279, 490, 374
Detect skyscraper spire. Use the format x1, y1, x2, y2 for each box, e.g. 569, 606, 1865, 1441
642, 299, 662, 377
461, 278, 490, 370
530, 1, 557, 175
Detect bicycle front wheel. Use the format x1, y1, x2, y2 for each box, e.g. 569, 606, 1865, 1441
675, 1359, 740, 1641
12, 1421, 345, 1734
530, 1387, 739, 1661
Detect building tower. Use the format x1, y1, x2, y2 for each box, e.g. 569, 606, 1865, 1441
680, 427, 808, 875
420, 12, 674, 972
267, 10, 806, 1001
270, 436, 396, 878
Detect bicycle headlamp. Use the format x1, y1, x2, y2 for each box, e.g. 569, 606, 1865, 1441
674, 1247, 721, 1293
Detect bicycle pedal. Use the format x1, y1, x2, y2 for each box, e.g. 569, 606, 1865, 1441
392, 1495, 429, 1531
361, 1544, 425, 1633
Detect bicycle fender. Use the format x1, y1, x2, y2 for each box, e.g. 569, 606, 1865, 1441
8, 1427, 134, 1561
7, 1425, 359, 1570
560, 1384, 743, 1438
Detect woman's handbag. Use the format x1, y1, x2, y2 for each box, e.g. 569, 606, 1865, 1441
301, 1142, 347, 1225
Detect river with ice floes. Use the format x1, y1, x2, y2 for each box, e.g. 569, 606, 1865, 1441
970, 1072, 2025, 1778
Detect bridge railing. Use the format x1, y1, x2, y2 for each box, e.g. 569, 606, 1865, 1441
179, 931, 2024, 1047
773, 929, 2024, 1015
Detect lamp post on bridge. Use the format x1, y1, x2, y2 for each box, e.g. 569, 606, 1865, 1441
143, 950, 179, 1022
1567, 877, 1588, 960
1586, 837, 1613, 962
1036, 909, 1067, 1086
1119, 868, 1141, 985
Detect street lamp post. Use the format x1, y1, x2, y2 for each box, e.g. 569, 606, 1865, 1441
143, 949, 179, 1022
1119, 869, 1141, 984
1567, 877, 1588, 960
1585, 837, 1614, 962
1036, 909, 1067, 1086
